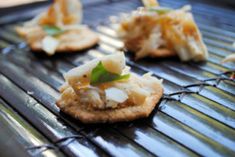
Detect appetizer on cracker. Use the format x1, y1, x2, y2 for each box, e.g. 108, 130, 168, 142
222, 43, 235, 63
16, 0, 99, 55
222, 54, 235, 63
114, 0, 208, 61
56, 53, 163, 123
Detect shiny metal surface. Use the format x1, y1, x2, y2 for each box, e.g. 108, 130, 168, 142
0, 0, 234, 157
0, 99, 65, 157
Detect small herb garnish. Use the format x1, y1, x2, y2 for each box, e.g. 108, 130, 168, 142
148, 7, 172, 15
91, 61, 130, 85
42, 25, 64, 36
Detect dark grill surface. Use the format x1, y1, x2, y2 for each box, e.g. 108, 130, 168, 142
0, 0, 235, 157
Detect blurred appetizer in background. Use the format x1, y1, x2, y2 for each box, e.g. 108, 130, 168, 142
222, 54, 235, 63
57, 53, 163, 123
114, 0, 208, 61
222, 53, 235, 79
16, 0, 99, 55
222, 42, 235, 63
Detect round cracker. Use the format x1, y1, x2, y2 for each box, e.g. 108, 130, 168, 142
29, 28, 99, 53
56, 83, 163, 123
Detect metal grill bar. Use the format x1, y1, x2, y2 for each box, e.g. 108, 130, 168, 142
2, 44, 201, 156
0, 99, 65, 157
0, 28, 234, 121
1, 40, 235, 156
0, 0, 234, 157
1, 30, 233, 130
0, 74, 110, 157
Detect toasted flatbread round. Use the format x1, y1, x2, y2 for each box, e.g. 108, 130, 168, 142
30, 28, 99, 53
56, 83, 163, 123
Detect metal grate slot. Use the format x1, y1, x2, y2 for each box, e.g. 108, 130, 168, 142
0, 0, 234, 157
0, 99, 65, 157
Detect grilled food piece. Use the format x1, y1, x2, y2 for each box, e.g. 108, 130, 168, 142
16, 0, 99, 55
222, 54, 235, 63
222, 43, 235, 63
56, 53, 163, 123
115, 4, 208, 61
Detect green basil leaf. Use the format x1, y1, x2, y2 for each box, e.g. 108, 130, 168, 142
114, 73, 130, 81
148, 7, 172, 15
42, 25, 64, 36
91, 61, 130, 85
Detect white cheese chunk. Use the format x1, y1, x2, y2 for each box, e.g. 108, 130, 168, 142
102, 52, 125, 74
64, 59, 99, 86
42, 36, 59, 55
105, 87, 128, 103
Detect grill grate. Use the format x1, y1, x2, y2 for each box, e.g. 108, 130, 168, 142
0, 0, 235, 157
